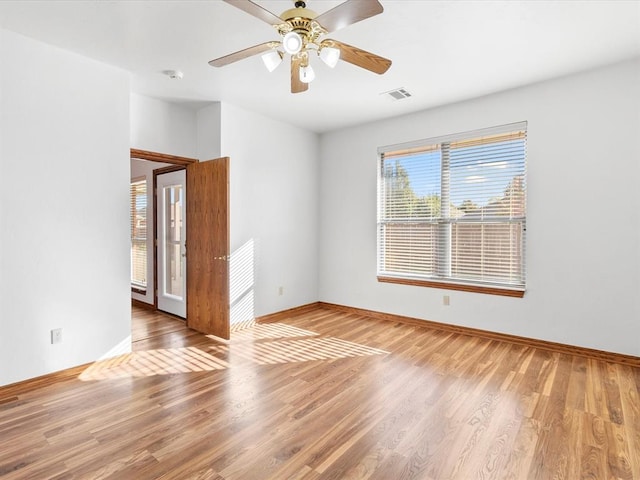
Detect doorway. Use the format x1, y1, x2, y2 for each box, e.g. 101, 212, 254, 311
129, 148, 231, 339
130, 149, 195, 316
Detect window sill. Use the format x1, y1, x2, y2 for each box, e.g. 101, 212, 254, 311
377, 276, 525, 298
131, 287, 147, 295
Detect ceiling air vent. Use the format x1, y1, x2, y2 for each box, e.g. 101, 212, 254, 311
382, 87, 412, 101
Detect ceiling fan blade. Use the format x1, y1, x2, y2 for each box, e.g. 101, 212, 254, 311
223, 0, 284, 26
209, 41, 280, 67
314, 0, 383, 33
327, 40, 391, 74
291, 55, 308, 94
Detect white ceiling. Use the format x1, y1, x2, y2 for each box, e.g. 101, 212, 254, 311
1, 0, 639, 133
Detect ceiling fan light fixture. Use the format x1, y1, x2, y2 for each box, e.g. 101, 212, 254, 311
299, 64, 315, 83
319, 46, 340, 68
212, 0, 392, 93
261, 50, 284, 72
282, 31, 303, 55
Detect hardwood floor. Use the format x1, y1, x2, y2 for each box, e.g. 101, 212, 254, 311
1, 306, 639, 479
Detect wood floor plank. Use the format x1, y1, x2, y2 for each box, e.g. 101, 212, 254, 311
0, 305, 638, 479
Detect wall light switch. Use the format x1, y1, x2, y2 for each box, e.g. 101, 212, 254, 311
51, 328, 62, 344
443, 295, 450, 306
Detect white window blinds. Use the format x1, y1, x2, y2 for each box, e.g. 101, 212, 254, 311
377, 122, 527, 293
130, 179, 147, 291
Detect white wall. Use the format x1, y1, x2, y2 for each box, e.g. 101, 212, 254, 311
318, 59, 640, 357
220, 102, 320, 321
0, 29, 131, 386
197, 102, 222, 160
130, 93, 197, 158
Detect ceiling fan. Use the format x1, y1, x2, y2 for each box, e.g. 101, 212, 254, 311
209, 0, 392, 93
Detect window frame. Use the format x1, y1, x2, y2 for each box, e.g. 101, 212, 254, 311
130, 176, 148, 294
377, 122, 527, 298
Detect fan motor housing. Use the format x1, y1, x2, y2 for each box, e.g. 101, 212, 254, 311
280, 7, 325, 45
280, 7, 317, 22
287, 17, 313, 38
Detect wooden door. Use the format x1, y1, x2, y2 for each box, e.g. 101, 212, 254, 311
186, 157, 230, 339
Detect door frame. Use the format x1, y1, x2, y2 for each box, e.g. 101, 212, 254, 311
130, 149, 197, 313
131, 148, 198, 166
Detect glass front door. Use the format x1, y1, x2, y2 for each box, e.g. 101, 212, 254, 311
156, 170, 186, 317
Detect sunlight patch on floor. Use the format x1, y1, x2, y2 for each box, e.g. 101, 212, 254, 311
79, 346, 229, 380
80, 322, 388, 381
230, 322, 318, 341
209, 336, 388, 365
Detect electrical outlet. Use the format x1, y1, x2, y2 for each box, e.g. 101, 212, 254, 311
443, 295, 450, 306
51, 328, 63, 344
278, 286, 284, 296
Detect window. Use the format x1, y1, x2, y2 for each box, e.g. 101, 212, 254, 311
377, 122, 527, 297
130, 178, 147, 292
